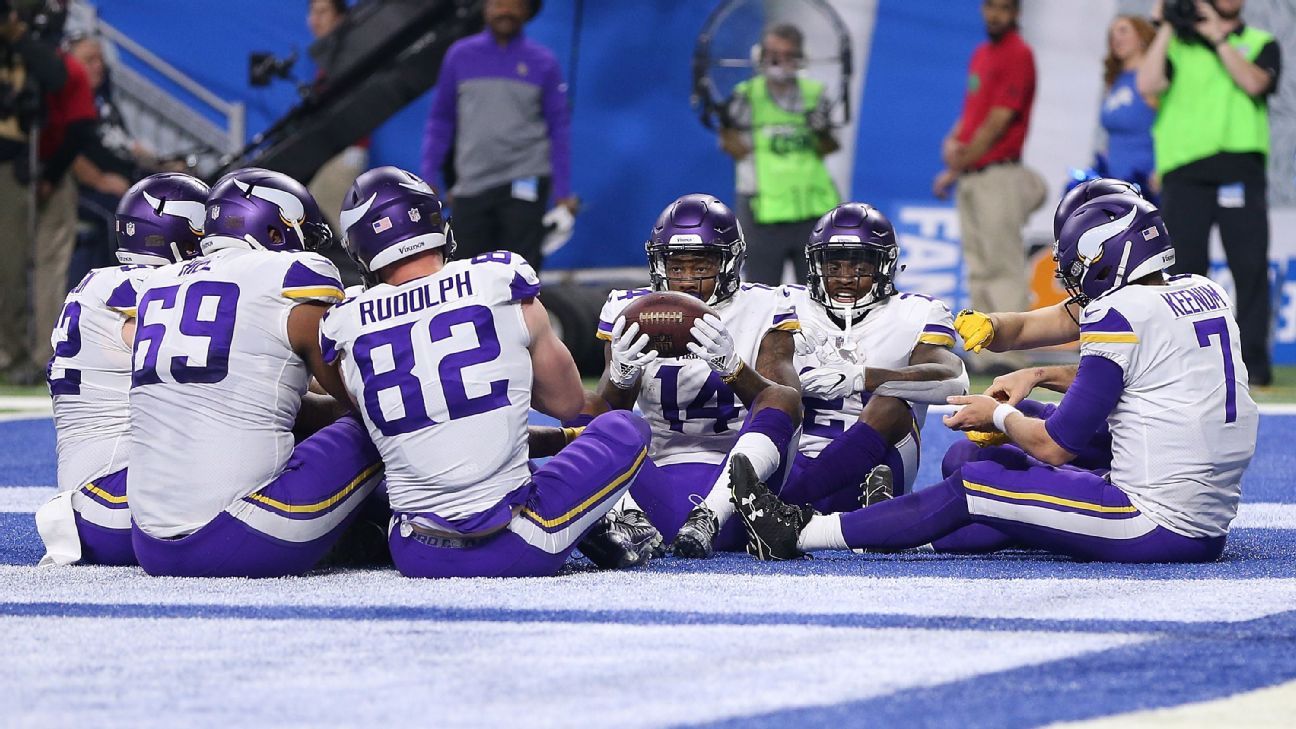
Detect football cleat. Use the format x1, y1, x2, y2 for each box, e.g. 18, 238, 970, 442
860, 464, 895, 508
730, 454, 816, 561
579, 510, 655, 570
672, 496, 720, 559
619, 507, 667, 560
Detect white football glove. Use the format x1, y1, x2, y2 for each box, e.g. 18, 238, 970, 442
686, 313, 741, 378
540, 204, 576, 256
608, 317, 658, 389
800, 362, 867, 400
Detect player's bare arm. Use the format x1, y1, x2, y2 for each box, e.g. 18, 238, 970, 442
863, 343, 968, 403
523, 297, 585, 422
956, 301, 1081, 353
288, 301, 352, 407
944, 394, 1076, 466
985, 364, 1079, 405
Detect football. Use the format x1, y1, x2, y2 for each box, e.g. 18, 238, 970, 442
621, 291, 713, 358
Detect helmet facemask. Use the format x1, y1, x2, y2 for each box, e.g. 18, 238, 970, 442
648, 246, 741, 306
807, 242, 897, 322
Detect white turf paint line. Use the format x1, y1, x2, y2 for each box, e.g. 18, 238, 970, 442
2, 483, 1293, 527
1, 615, 1144, 729
927, 402, 1296, 416
0, 396, 50, 413
1051, 678, 1296, 728
3, 568, 1296, 624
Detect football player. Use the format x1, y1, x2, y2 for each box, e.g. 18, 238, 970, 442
320, 166, 650, 579
127, 168, 384, 578
777, 203, 967, 513
939, 180, 1140, 488
35, 173, 209, 566
593, 193, 803, 560
733, 193, 1258, 563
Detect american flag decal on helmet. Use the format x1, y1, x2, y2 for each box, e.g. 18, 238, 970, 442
1142, 226, 1160, 240
372, 217, 393, 233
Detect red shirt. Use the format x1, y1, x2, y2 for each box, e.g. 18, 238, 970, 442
956, 28, 1036, 169
38, 52, 97, 162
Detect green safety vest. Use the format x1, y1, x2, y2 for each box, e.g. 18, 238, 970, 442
1154, 26, 1273, 175
737, 76, 840, 224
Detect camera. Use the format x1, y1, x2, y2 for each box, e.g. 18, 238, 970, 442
0, 0, 67, 44
249, 50, 297, 88
1163, 0, 1216, 41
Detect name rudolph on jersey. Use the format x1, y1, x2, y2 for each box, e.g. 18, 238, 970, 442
358, 269, 475, 326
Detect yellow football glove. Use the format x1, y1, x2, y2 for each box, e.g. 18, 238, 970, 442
966, 429, 1010, 447
954, 309, 995, 353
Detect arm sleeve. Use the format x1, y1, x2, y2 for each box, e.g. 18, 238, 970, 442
105, 278, 140, 317
988, 48, 1035, 113
917, 299, 957, 347
767, 286, 800, 333
1044, 355, 1123, 455
1256, 39, 1281, 95
540, 57, 572, 200
419, 47, 459, 190
281, 256, 345, 304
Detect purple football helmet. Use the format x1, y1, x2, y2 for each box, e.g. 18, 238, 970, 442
201, 167, 332, 254
1053, 178, 1142, 241
1055, 193, 1174, 307
114, 173, 210, 266
806, 202, 900, 320
645, 193, 745, 305
339, 166, 454, 275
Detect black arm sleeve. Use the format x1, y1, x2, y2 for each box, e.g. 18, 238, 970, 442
1256, 39, 1281, 96
12, 37, 66, 92
40, 118, 95, 184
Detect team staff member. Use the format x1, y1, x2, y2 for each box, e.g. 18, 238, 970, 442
419, 0, 576, 270
1137, 0, 1280, 387
933, 0, 1046, 376
720, 22, 840, 286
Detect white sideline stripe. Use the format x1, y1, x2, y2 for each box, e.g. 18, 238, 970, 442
928, 403, 1296, 416
0, 395, 50, 409
1049, 677, 1296, 727
2, 487, 1294, 531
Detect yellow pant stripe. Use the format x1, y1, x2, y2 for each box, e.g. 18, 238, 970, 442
963, 480, 1138, 514
247, 463, 382, 514
523, 447, 648, 529
82, 482, 128, 505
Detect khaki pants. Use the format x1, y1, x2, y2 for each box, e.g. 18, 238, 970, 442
30, 174, 77, 367
956, 162, 1047, 372
309, 146, 369, 234
0, 161, 31, 370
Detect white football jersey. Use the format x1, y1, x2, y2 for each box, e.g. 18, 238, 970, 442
788, 287, 956, 491
597, 283, 799, 466
320, 252, 538, 519
128, 247, 345, 538
1079, 274, 1257, 538
48, 265, 155, 493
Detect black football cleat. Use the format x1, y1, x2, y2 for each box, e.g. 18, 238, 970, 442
672, 498, 720, 559
860, 464, 895, 508
619, 507, 666, 560
731, 455, 815, 561
579, 512, 646, 569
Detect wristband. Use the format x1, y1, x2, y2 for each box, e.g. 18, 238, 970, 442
720, 359, 746, 385
561, 426, 585, 444
992, 403, 1020, 433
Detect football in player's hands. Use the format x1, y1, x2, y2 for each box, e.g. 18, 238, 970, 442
622, 291, 714, 358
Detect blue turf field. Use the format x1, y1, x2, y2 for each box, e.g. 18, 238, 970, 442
2, 412, 1293, 727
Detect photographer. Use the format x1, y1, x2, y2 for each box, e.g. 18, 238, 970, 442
0, 1, 68, 382
1137, 0, 1280, 386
